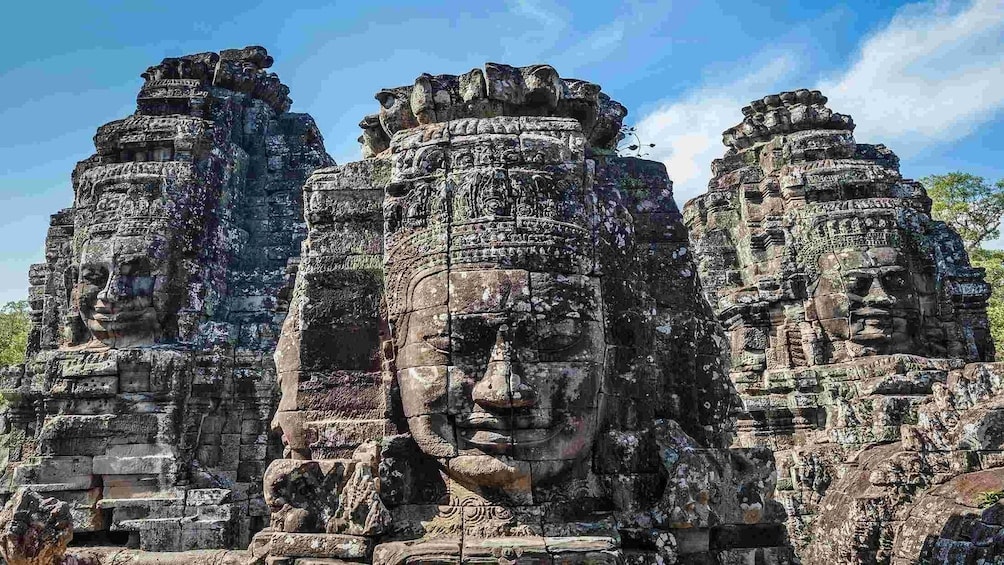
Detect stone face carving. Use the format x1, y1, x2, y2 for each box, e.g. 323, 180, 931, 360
74, 229, 168, 349
381, 118, 605, 494
685, 90, 997, 562
258, 63, 796, 564
0, 47, 332, 554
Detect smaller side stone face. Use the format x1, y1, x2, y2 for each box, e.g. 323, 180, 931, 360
686, 89, 997, 563
0, 489, 73, 565
1, 46, 333, 555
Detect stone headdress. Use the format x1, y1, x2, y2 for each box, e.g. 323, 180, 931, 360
382, 118, 594, 319
791, 199, 929, 281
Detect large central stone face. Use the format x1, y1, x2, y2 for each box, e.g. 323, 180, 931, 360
253, 62, 799, 565
382, 120, 603, 493
257, 62, 795, 564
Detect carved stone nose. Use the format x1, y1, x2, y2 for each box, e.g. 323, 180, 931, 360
101, 273, 129, 303
95, 277, 116, 306
863, 278, 895, 306
472, 326, 537, 410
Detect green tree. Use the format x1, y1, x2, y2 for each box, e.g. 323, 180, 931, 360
971, 248, 1004, 356
0, 300, 30, 365
921, 172, 1004, 251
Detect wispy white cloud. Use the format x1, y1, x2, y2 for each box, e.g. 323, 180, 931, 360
634, 0, 1004, 205
820, 0, 1004, 155
634, 56, 796, 204
508, 0, 567, 29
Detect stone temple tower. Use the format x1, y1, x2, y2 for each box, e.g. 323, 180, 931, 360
0, 47, 332, 552
685, 89, 998, 562
252, 62, 797, 564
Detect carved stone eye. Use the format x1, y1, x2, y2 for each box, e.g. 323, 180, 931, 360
846, 275, 872, 296
882, 273, 908, 292
422, 335, 450, 354
81, 265, 109, 287
536, 318, 583, 352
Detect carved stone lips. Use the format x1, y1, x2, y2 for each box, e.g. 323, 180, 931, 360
455, 412, 563, 451
88, 308, 152, 328
851, 307, 894, 341
456, 413, 510, 430
89, 309, 146, 322
852, 307, 891, 318
454, 411, 553, 430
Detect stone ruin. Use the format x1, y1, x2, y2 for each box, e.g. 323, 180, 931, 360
685, 90, 1004, 563
253, 62, 796, 564
0, 46, 332, 554
4, 46, 1004, 565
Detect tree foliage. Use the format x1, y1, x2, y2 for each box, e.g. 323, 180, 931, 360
923, 172, 1004, 358
0, 300, 30, 366
971, 248, 1004, 357
921, 172, 1004, 251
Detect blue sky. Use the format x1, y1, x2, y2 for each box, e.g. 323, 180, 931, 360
1, 0, 1002, 304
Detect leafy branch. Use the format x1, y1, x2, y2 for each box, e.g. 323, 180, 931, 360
617, 125, 656, 157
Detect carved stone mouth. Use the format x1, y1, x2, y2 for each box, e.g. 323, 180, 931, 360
456, 412, 565, 452
850, 308, 895, 343
456, 413, 510, 430
89, 309, 148, 323
460, 429, 513, 452
851, 307, 891, 318
454, 411, 553, 430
